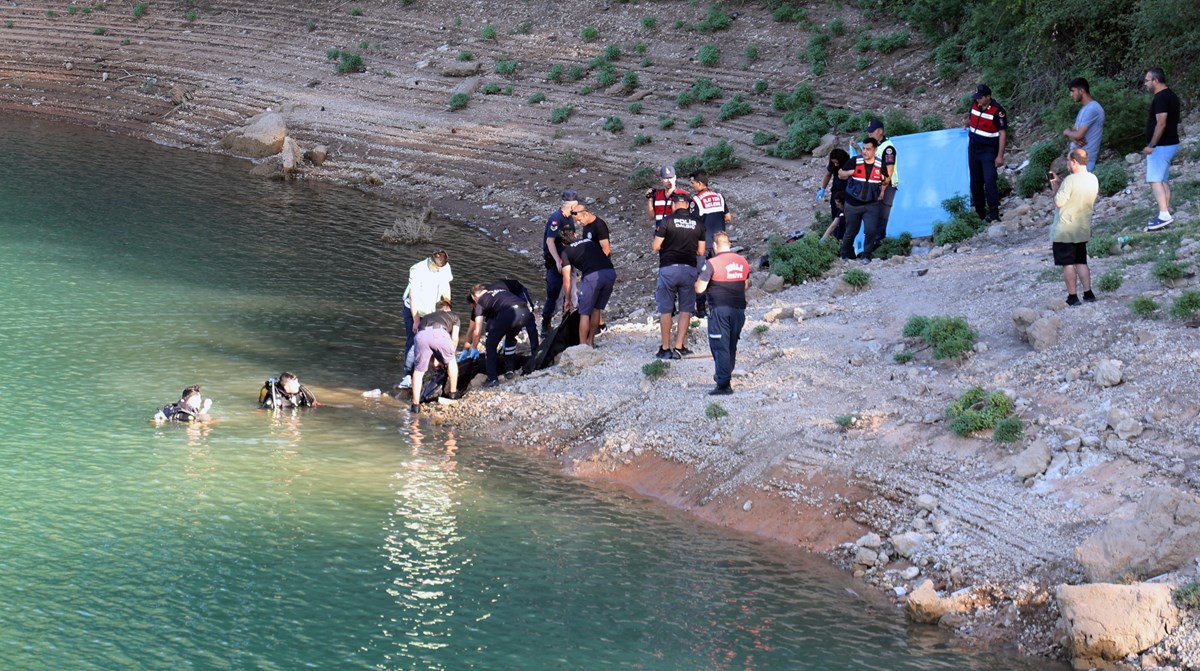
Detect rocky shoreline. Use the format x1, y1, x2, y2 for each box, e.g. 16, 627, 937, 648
3, 1, 1199, 667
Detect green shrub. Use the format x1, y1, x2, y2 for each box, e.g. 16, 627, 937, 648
854, 35, 873, 53
932, 196, 986, 246
603, 116, 624, 133
843, 268, 871, 287
628, 164, 658, 189
329, 50, 364, 74
546, 64, 565, 81
580, 25, 599, 42
642, 16, 657, 30
455, 51, 474, 62
448, 93, 470, 111
1094, 161, 1130, 196
805, 32, 830, 75
992, 417, 1024, 443
93, 27, 106, 35
481, 24, 497, 40
550, 106, 574, 123
767, 235, 838, 284
855, 56, 871, 71
67, 4, 78, 14
527, 91, 546, 104
1170, 290, 1200, 319
1153, 259, 1188, 283
677, 78, 722, 108
1096, 269, 1124, 292
603, 44, 622, 61
579, 84, 593, 95
595, 66, 618, 88
658, 115, 675, 130
568, 65, 586, 81
621, 71, 639, 92
744, 44, 760, 62
133, 2, 147, 17
874, 30, 910, 54
772, 3, 808, 23
634, 42, 649, 55
674, 140, 741, 177
642, 359, 669, 378
697, 4, 732, 33
893, 351, 915, 364
349, 7, 363, 16
753, 324, 769, 335
632, 134, 652, 147
835, 414, 854, 428
628, 102, 643, 114
705, 402, 729, 420
752, 130, 779, 146
874, 232, 913, 260
717, 94, 751, 121
687, 113, 704, 129
904, 315, 977, 359
1087, 234, 1118, 258
495, 59, 518, 75
698, 44, 721, 67
1017, 140, 1061, 197
1130, 296, 1160, 317
753, 79, 769, 95
676, 90, 697, 108
1175, 582, 1200, 610
482, 83, 502, 95
918, 114, 944, 132
829, 18, 846, 36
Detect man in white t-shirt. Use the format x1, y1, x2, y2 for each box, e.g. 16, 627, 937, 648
399, 250, 452, 388
1062, 77, 1104, 172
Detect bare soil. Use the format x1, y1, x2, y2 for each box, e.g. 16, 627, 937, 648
2, 1, 1198, 667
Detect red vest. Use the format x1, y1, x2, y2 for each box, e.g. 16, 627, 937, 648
968, 102, 1006, 146
650, 188, 689, 223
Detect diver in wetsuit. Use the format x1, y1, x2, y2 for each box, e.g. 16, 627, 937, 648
259, 371, 318, 409
153, 384, 213, 424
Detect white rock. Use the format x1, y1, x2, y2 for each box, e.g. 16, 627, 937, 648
916, 494, 939, 512
1093, 359, 1124, 387
856, 532, 882, 549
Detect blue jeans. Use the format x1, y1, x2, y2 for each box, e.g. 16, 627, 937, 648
707, 305, 745, 387
543, 267, 563, 321
968, 143, 999, 217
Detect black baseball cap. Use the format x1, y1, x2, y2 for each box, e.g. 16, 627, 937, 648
972, 84, 992, 101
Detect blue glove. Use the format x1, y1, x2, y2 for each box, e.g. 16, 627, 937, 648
456, 348, 473, 362
816, 187, 826, 201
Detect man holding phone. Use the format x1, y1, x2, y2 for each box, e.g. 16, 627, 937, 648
1048, 148, 1099, 306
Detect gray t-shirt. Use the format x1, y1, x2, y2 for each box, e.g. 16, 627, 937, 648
1073, 100, 1105, 170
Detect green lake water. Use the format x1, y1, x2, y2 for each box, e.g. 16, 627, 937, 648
0, 117, 1065, 670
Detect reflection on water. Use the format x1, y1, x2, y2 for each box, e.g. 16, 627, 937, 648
0, 115, 1065, 671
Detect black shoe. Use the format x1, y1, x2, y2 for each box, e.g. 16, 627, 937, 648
708, 385, 733, 395
482, 378, 501, 388
1066, 294, 1081, 306
540, 316, 553, 335
596, 322, 608, 336
694, 303, 707, 319
408, 404, 419, 413
505, 371, 517, 380
656, 347, 673, 360
674, 347, 693, 357
669, 348, 682, 360
447, 390, 463, 400
1083, 290, 1097, 302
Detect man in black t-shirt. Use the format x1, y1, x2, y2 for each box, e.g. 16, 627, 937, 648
1142, 68, 1182, 231
558, 230, 617, 348
542, 190, 578, 332
651, 193, 706, 359
408, 300, 461, 412
469, 284, 539, 387
572, 204, 612, 335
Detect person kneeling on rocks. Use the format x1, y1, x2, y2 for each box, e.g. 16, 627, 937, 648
695, 231, 750, 395
408, 300, 462, 413
469, 283, 539, 388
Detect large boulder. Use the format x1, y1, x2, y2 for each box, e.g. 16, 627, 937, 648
556, 344, 605, 375
220, 111, 288, 158
1056, 583, 1180, 662
1013, 437, 1052, 479
1026, 315, 1062, 351
1075, 488, 1200, 582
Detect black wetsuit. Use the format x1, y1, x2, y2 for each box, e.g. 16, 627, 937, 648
259, 380, 317, 409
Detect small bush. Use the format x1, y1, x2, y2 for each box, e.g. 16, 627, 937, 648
753, 324, 769, 335
632, 134, 652, 147
628, 102, 643, 114
883, 108, 920, 137
495, 59, 519, 76
932, 196, 987, 246
744, 44, 760, 62
843, 268, 871, 287
349, 7, 363, 16
568, 65, 586, 81
874, 30, 910, 54
918, 114, 945, 132
697, 4, 732, 33
603, 44, 622, 62
603, 116, 624, 133
1088, 234, 1118, 258
698, 44, 721, 67
621, 71, 639, 92
120, 38, 130, 45
687, 113, 704, 129
1175, 582, 1200, 610
893, 351, 915, 364
642, 16, 657, 30
904, 315, 977, 359
578, 84, 593, 96
67, 5, 78, 14
946, 387, 1016, 439
628, 164, 657, 190
550, 106, 574, 123
992, 417, 1024, 443
482, 82, 502, 95
1153, 259, 1188, 283
767, 235, 838, 284
718, 93, 752, 121
835, 415, 854, 429
481, 25, 497, 40
1170, 290, 1200, 319
806, 32, 830, 75
753, 79, 769, 95
580, 25, 599, 42
634, 42, 648, 55
772, 3, 807, 23
382, 207, 437, 245
829, 18, 846, 36
527, 91, 545, 104
595, 66, 618, 88
1096, 269, 1124, 292
874, 232, 913, 260
752, 130, 779, 146
546, 64, 565, 81
1094, 161, 1130, 196
1130, 296, 1160, 317
658, 115, 675, 130
1017, 140, 1061, 197
93, 27, 106, 35
133, 2, 147, 17
855, 56, 872, 71
184, 7, 197, 21
329, 50, 365, 74
673, 19, 689, 30
674, 140, 741, 177
705, 403, 729, 420
642, 359, 669, 379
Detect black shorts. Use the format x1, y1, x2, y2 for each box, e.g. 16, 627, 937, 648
1052, 241, 1088, 266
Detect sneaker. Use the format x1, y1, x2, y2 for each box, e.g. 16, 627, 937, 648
1083, 290, 1097, 302
398, 374, 413, 389
596, 322, 608, 336
674, 347, 694, 357
708, 385, 733, 395
656, 347, 674, 360
505, 371, 517, 381
408, 404, 419, 413
669, 348, 682, 360
482, 378, 501, 388
1145, 215, 1174, 231
1066, 294, 1081, 306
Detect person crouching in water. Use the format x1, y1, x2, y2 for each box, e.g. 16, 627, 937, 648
557, 227, 617, 348
409, 300, 461, 413
469, 283, 539, 388
153, 384, 213, 424
259, 371, 318, 409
